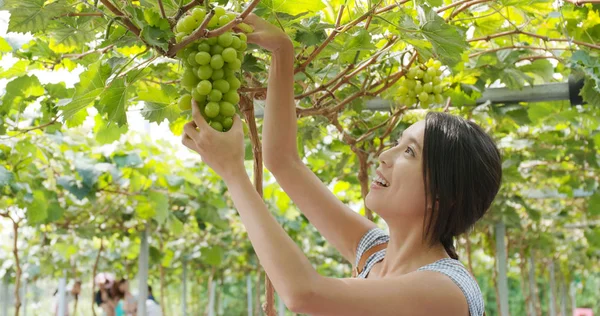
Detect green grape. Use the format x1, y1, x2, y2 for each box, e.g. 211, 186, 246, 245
222, 48, 237, 63
421, 99, 431, 108
423, 74, 433, 83
432, 76, 442, 85
175, 32, 187, 42
237, 51, 244, 61
435, 94, 444, 103
426, 59, 434, 67
205, 102, 220, 118
178, 94, 192, 111
195, 52, 211, 65
206, 37, 218, 45
214, 7, 226, 17
407, 68, 417, 79
397, 86, 408, 96
415, 69, 425, 79
197, 65, 213, 80
397, 96, 405, 105
192, 89, 207, 102
227, 76, 241, 90
207, 15, 219, 28
187, 53, 199, 66
211, 68, 224, 80
228, 59, 242, 70
217, 33, 233, 47
210, 44, 224, 55
231, 36, 242, 50
210, 54, 225, 69
224, 68, 235, 78
196, 80, 212, 95
208, 89, 223, 102
191, 8, 206, 22
433, 85, 442, 94
408, 97, 417, 105
218, 15, 233, 27
219, 102, 236, 117
213, 79, 230, 93
405, 79, 416, 89
181, 69, 199, 91
436, 69, 443, 76
177, 15, 196, 33
210, 121, 223, 131
223, 91, 240, 104
418, 92, 429, 102
433, 60, 442, 70
414, 82, 423, 94
238, 41, 247, 51
407, 91, 416, 98
427, 67, 437, 77
222, 117, 233, 129
238, 33, 247, 42
423, 83, 433, 93
236, 22, 254, 33
197, 42, 211, 53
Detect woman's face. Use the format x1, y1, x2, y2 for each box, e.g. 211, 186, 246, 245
119, 280, 129, 292
365, 120, 427, 221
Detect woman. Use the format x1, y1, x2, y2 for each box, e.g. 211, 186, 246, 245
181, 14, 501, 316
112, 279, 136, 316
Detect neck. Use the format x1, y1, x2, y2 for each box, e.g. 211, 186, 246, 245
377, 220, 449, 277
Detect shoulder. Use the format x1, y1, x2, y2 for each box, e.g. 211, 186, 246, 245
418, 259, 485, 316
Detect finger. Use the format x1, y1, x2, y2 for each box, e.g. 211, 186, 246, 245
229, 114, 243, 133
191, 99, 210, 128
183, 121, 202, 144
246, 32, 260, 44
181, 132, 197, 151
242, 13, 260, 26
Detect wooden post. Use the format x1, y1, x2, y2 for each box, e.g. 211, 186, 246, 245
548, 261, 556, 316
137, 225, 149, 315
247, 275, 253, 316
182, 259, 187, 316
495, 222, 510, 316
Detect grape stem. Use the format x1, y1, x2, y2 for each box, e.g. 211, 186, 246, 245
61, 44, 115, 60
469, 29, 600, 51
166, 0, 261, 57
158, 0, 167, 19
172, 0, 204, 24
98, 0, 141, 36
468, 45, 570, 58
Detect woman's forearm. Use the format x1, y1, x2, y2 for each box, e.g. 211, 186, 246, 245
262, 42, 299, 167
223, 171, 319, 302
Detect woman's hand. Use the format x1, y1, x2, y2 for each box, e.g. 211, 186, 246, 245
241, 13, 292, 53
182, 100, 247, 182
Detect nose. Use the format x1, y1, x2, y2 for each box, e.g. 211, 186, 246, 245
378, 147, 393, 167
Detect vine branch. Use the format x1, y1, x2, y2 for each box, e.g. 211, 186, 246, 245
469, 45, 569, 58
469, 29, 600, 50
98, 0, 141, 36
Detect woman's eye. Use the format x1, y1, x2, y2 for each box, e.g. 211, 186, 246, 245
405, 146, 415, 156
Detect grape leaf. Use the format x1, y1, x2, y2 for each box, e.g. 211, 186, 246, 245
0, 75, 45, 114
0, 60, 29, 79
0, 166, 13, 187
61, 62, 112, 120
46, 202, 64, 223
113, 153, 143, 168
97, 78, 131, 126
0, 38, 12, 52
167, 215, 184, 235
581, 77, 600, 107
499, 68, 533, 90
140, 26, 170, 52
28, 190, 48, 224
518, 59, 555, 82
57, 176, 91, 200
201, 246, 224, 266
149, 191, 169, 224
256, 0, 325, 16
419, 6, 467, 66
94, 115, 128, 145
139, 85, 180, 123
4, 0, 69, 33
589, 193, 600, 216
528, 103, 554, 123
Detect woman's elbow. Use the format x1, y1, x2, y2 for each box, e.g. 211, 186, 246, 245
282, 288, 317, 314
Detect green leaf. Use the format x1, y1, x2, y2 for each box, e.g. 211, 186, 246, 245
168, 215, 184, 235
201, 246, 224, 266
581, 78, 600, 107
0, 60, 29, 79
1, 75, 44, 114
94, 115, 128, 145
28, 190, 48, 224
257, 0, 325, 16
97, 78, 131, 126
161, 248, 174, 267
528, 103, 555, 123
138, 84, 180, 123
589, 193, 600, 216
46, 202, 64, 223
4, 0, 68, 33
113, 153, 143, 168
499, 68, 533, 90
0, 166, 14, 187
75, 159, 102, 188
149, 191, 169, 224
419, 7, 467, 66
0, 38, 12, 52
61, 62, 112, 120
140, 26, 170, 52
57, 176, 91, 200
518, 59, 554, 82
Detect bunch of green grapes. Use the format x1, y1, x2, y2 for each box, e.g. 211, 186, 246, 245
174, 6, 250, 132
396, 59, 445, 108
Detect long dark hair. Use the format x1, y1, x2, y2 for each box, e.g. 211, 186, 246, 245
422, 112, 502, 260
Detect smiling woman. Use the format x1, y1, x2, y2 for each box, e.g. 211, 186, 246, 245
181, 13, 502, 316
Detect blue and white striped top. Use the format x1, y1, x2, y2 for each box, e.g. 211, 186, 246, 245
354, 228, 485, 316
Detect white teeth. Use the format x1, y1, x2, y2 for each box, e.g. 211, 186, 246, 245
373, 175, 389, 187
